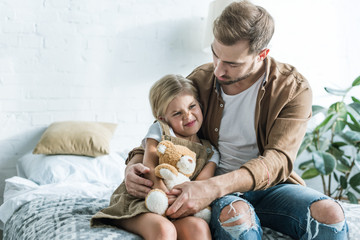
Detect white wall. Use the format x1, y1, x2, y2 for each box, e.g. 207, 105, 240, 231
0, 0, 359, 205
256, 0, 360, 106
0, 0, 212, 204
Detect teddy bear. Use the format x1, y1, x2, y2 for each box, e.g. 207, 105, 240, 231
145, 140, 211, 223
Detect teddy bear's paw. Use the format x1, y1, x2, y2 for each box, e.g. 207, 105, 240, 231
155, 163, 178, 180
177, 155, 196, 176
145, 189, 169, 215
194, 207, 212, 224
160, 168, 178, 180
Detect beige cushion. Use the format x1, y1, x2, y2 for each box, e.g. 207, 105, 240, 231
33, 121, 118, 157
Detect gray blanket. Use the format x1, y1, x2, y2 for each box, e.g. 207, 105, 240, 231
4, 196, 141, 240
6, 195, 358, 240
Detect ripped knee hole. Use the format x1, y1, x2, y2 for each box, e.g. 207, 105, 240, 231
219, 201, 254, 227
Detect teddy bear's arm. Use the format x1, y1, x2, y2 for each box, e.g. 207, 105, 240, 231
143, 138, 169, 193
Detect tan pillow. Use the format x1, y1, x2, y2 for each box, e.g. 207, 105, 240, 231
33, 121, 118, 157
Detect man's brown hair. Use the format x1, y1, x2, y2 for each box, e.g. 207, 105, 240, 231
213, 0, 275, 54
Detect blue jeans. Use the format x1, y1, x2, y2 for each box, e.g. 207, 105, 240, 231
209, 184, 348, 239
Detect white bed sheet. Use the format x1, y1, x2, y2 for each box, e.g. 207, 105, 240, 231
0, 176, 117, 230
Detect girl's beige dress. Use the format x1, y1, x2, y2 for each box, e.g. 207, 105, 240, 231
90, 122, 214, 228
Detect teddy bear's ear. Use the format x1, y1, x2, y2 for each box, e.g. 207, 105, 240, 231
157, 143, 166, 155
157, 140, 174, 155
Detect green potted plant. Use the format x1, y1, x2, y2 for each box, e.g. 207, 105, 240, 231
297, 76, 360, 204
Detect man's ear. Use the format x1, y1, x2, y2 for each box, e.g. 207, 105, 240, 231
258, 49, 270, 61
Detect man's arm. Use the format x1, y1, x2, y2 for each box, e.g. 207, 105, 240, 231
124, 153, 153, 198
166, 167, 255, 218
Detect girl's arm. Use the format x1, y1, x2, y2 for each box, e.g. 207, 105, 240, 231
195, 146, 219, 181
143, 138, 169, 193
194, 161, 217, 181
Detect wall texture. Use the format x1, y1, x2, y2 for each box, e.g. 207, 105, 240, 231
0, 0, 212, 204
0, 0, 359, 207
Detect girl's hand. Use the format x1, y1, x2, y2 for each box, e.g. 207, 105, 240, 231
167, 190, 180, 206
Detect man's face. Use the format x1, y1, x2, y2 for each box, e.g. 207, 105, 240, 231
211, 39, 258, 85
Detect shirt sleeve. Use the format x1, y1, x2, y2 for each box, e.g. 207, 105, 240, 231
209, 145, 220, 166
141, 122, 162, 148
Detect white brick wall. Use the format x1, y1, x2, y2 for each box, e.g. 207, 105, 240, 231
0, 0, 359, 212
0, 0, 212, 207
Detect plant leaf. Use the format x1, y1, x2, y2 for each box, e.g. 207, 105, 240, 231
297, 134, 313, 157
340, 175, 348, 189
349, 172, 360, 194
328, 102, 346, 115
298, 159, 314, 170
346, 191, 358, 204
312, 105, 327, 116
324, 87, 349, 96
347, 103, 360, 125
352, 76, 360, 87
347, 105, 360, 131
329, 143, 345, 155
340, 131, 360, 146
349, 102, 360, 115
348, 122, 360, 132
334, 120, 347, 133
336, 162, 351, 173
312, 151, 336, 175
332, 141, 348, 147
328, 102, 348, 133
338, 155, 351, 168
314, 138, 331, 152
352, 96, 360, 103
314, 113, 337, 133
301, 168, 320, 179
355, 153, 360, 169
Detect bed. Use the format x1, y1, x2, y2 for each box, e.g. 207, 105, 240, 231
0, 121, 359, 240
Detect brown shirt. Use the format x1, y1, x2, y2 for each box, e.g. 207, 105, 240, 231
188, 57, 312, 190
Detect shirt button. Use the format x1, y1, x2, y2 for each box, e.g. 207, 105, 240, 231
215, 128, 218, 132
220, 104, 223, 107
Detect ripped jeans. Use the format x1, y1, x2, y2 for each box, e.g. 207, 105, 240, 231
209, 184, 348, 240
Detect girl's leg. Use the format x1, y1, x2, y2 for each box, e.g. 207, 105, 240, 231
114, 213, 177, 240
173, 216, 211, 240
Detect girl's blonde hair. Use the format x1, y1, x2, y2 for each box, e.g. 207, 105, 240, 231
149, 74, 198, 119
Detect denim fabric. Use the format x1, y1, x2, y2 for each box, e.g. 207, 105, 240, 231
210, 184, 348, 240
210, 192, 263, 239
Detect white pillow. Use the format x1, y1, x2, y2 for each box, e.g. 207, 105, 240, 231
17, 151, 127, 186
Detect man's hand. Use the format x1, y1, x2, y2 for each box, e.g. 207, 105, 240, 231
166, 167, 255, 218
124, 163, 153, 198
165, 180, 217, 219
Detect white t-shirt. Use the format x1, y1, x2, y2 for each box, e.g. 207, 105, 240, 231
215, 74, 264, 176
142, 121, 220, 166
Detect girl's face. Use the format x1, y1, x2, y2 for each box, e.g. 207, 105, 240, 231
161, 91, 203, 139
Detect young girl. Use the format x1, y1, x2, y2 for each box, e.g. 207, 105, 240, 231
91, 74, 220, 240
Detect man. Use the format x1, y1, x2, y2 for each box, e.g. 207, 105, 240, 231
124, 1, 348, 239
